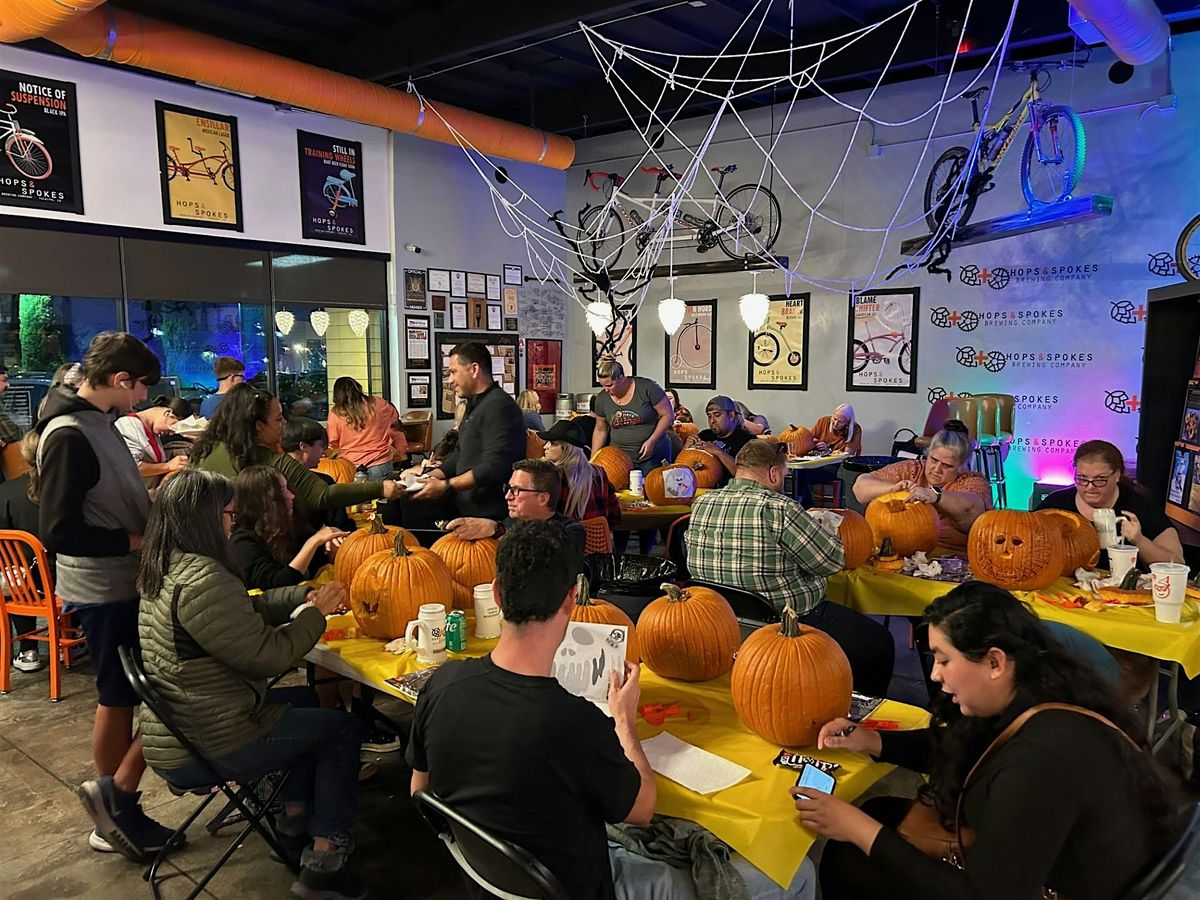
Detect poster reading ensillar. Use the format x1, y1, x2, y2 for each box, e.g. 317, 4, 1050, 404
298, 130, 365, 244
156, 101, 242, 230
0, 69, 83, 213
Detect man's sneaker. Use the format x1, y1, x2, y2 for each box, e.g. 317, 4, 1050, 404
291, 861, 367, 900
13, 649, 42, 672
77, 776, 182, 862
88, 829, 118, 853
361, 728, 403, 753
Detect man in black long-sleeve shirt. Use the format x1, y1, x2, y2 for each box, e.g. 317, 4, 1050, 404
411, 342, 526, 520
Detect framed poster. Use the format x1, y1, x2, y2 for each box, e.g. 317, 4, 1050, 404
748, 293, 809, 390
431, 294, 446, 311
427, 269, 451, 293
526, 339, 563, 413
486, 274, 502, 301
450, 301, 468, 330
486, 303, 503, 331
0, 69, 83, 213
156, 101, 243, 231
469, 298, 487, 330
665, 300, 717, 389
404, 269, 427, 310
504, 316, 518, 331
591, 312, 637, 386
405, 315, 431, 369
434, 312, 445, 329
846, 286, 919, 393
467, 272, 487, 295
503, 287, 519, 315
297, 130, 364, 243
450, 270, 467, 297
407, 373, 432, 408
504, 264, 523, 285
436, 331, 519, 419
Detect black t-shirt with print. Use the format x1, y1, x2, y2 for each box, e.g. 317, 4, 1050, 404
697, 425, 756, 482
1036, 483, 1174, 569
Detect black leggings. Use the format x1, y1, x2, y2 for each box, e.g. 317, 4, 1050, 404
820, 796, 917, 900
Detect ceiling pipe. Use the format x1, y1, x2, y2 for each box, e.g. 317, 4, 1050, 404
0, 0, 103, 43
0, 2, 575, 169
1067, 0, 1170, 65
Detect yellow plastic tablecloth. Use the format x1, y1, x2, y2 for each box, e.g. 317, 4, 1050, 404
828, 568, 1200, 678
616, 490, 696, 532
310, 612, 929, 887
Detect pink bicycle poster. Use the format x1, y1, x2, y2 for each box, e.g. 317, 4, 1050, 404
0, 68, 82, 214
846, 287, 920, 393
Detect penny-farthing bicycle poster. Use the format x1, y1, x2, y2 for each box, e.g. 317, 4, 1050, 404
846, 287, 919, 393
748, 294, 809, 391
665, 300, 717, 389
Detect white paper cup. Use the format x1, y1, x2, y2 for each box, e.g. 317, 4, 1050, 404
1150, 562, 1190, 624
1107, 544, 1139, 583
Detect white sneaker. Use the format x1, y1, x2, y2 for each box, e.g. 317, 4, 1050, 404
88, 829, 117, 853
13, 650, 42, 673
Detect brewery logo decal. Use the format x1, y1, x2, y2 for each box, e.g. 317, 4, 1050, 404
961, 261, 1100, 288
954, 346, 1007, 372
1104, 390, 1141, 414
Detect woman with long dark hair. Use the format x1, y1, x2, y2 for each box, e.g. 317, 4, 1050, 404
137, 469, 366, 900
797, 581, 1178, 900
326, 377, 406, 480
192, 383, 400, 531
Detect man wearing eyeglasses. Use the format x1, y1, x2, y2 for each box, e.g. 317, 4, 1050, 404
446, 458, 586, 554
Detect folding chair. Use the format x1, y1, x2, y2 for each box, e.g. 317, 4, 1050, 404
0, 529, 87, 701
688, 579, 780, 640
117, 646, 300, 899
414, 790, 569, 900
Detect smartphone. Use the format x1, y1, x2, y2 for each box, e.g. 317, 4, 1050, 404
794, 763, 836, 796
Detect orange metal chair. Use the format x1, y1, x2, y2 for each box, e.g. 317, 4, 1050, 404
0, 529, 86, 702
2, 442, 28, 481
581, 517, 614, 555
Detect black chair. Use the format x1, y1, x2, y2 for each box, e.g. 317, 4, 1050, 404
688, 579, 780, 639
118, 646, 300, 900
1125, 803, 1200, 900
413, 790, 569, 900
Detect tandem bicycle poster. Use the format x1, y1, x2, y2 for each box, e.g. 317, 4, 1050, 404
156, 101, 243, 231
297, 130, 365, 244
0, 69, 83, 214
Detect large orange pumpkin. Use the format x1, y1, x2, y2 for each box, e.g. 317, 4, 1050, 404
779, 424, 815, 456
731, 605, 853, 746
526, 429, 546, 460
673, 422, 700, 441
592, 446, 633, 491
1037, 509, 1101, 575
865, 491, 939, 557
639, 583, 740, 682
673, 448, 724, 489
968, 509, 1064, 591
333, 515, 419, 585
431, 533, 499, 609
316, 456, 357, 485
571, 574, 639, 662
348, 533, 456, 640
831, 508, 874, 569
645, 464, 698, 507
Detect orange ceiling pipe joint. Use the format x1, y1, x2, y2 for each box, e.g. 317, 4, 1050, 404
0, 2, 574, 169
0, 0, 105, 43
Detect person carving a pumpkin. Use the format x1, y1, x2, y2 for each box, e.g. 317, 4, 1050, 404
811, 403, 862, 455
685, 395, 756, 483
852, 421, 990, 553
686, 439, 894, 695
800, 582, 1176, 900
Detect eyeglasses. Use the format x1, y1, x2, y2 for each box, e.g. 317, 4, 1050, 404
222, 508, 235, 519
1074, 473, 1114, 489
503, 483, 547, 497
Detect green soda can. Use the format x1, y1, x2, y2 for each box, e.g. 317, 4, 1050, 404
446, 610, 467, 652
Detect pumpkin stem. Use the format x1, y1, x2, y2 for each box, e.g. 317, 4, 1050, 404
368, 514, 388, 535
394, 533, 412, 557
780, 603, 802, 638
576, 572, 595, 606
661, 583, 687, 602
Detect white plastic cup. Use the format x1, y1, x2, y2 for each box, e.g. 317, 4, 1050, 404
473, 583, 503, 639
1149, 562, 1190, 624
1107, 544, 1139, 583
628, 470, 644, 497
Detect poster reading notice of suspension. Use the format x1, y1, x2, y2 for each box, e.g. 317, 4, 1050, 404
748, 294, 809, 391
0, 68, 83, 213
846, 286, 919, 393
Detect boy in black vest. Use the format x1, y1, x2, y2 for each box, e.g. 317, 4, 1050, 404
36, 332, 174, 861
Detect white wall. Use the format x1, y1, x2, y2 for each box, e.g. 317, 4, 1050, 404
0, 43, 391, 252
563, 35, 1200, 506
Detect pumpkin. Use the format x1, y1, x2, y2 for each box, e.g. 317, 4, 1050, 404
731, 604, 853, 746
831, 508, 874, 570
348, 533, 456, 640
316, 456, 357, 485
645, 463, 698, 507
333, 515, 420, 585
779, 424, 815, 456
865, 491, 939, 557
673, 448, 724, 489
967, 509, 1064, 592
639, 583, 741, 682
526, 429, 546, 460
1037, 509, 1101, 575
570, 574, 639, 662
591, 446, 633, 491
431, 532, 499, 609
673, 422, 700, 441
758, 434, 782, 444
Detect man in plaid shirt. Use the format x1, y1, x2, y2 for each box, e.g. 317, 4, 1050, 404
687, 439, 894, 694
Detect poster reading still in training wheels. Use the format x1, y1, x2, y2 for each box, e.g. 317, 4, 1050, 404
666, 300, 717, 389
748, 294, 809, 391
0, 69, 82, 213
847, 287, 919, 393
156, 102, 243, 231
298, 130, 365, 244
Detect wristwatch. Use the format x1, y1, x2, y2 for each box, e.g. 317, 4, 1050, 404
931, 486, 943, 505
493, 521, 507, 538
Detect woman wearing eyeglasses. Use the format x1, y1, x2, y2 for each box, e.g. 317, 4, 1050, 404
1035, 440, 1183, 568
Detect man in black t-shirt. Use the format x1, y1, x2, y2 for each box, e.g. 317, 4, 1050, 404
689, 395, 756, 485
406, 519, 655, 900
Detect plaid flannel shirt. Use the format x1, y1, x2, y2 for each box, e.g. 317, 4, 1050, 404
685, 477, 844, 614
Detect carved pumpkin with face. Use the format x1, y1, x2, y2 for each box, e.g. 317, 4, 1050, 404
967, 509, 1064, 591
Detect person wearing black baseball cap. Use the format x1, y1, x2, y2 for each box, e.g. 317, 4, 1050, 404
687, 395, 757, 486
539, 419, 620, 527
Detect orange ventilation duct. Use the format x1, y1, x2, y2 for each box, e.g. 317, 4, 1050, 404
0, 0, 105, 43
1, 3, 575, 169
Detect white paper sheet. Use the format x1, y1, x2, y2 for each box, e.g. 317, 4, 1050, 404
640, 732, 751, 795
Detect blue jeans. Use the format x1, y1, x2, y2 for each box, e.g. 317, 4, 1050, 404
158, 687, 365, 844
365, 462, 394, 481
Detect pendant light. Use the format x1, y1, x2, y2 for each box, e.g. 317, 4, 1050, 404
273, 310, 295, 335
309, 309, 330, 336
739, 272, 769, 332
348, 309, 370, 337
585, 299, 614, 337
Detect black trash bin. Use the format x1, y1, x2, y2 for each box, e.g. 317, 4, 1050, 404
586, 553, 677, 623
843, 455, 899, 474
